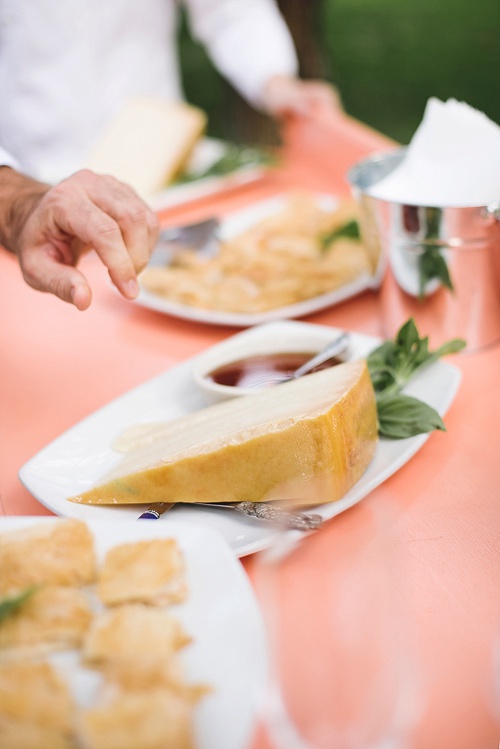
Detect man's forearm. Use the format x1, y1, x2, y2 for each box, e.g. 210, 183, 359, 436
0, 167, 49, 253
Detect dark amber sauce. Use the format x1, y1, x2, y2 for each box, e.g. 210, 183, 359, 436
206, 352, 343, 390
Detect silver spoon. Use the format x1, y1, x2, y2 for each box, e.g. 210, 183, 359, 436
282, 331, 350, 382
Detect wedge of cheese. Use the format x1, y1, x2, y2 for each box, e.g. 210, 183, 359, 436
84, 97, 207, 198
68, 360, 377, 507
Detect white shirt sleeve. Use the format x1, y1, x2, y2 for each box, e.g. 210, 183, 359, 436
184, 0, 299, 109
0, 145, 19, 170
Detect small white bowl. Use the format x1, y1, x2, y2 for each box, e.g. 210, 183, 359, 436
192, 322, 350, 404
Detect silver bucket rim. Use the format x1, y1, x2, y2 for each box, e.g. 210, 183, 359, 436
347, 147, 500, 215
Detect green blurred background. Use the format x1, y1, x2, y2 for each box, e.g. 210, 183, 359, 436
179, 0, 500, 145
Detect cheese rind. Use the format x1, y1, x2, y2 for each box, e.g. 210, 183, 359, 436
68, 361, 377, 506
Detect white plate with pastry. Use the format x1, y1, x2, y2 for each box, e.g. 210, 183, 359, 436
136, 192, 380, 327
19, 321, 462, 557
0, 516, 267, 749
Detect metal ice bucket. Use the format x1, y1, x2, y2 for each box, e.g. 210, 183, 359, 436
348, 148, 500, 351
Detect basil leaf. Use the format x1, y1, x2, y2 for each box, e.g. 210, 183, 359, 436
320, 219, 361, 251
0, 586, 37, 623
395, 317, 421, 352
367, 317, 465, 395
377, 393, 446, 439
428, 338, 467, 360
366, 354, 399, 393
366, 318, 465, 439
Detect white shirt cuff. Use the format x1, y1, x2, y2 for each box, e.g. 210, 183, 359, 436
0, 146, 19, 170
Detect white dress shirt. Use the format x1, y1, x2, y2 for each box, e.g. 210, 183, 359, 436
0, 0, 297, 182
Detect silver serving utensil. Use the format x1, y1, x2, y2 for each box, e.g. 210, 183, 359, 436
138, 501, 322, 531
282, 331, 350, 382
156, 217, 220, 258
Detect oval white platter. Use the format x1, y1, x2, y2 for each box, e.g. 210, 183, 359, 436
19, 320, 461, 558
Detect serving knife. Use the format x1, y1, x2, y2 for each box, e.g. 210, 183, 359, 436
138, 501, 323, 531
137, 503, 174, 519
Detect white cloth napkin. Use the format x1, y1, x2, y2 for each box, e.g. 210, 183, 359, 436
368, 97, 500, 207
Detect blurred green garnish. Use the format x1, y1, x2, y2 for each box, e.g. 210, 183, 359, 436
0, 587, 37, 623
176, 143, 279, 184
320, 219, 361, 252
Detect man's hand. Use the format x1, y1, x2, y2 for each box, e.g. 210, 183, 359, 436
262, 75, 343, 120
0, 168, 160, 311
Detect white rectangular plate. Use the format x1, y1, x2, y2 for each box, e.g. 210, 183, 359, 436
136, 194, 379, 327
0, 517, 267, 749
19, 321, 462, 557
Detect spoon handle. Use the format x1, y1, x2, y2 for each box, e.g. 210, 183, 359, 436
290, 332, 350, 379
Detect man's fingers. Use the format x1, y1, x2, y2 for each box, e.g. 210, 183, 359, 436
20, 245, 92, 310
83, 173, 160, 275
50, 192, 140, 300
70, 282, 93, 311
19, 169, 160, 306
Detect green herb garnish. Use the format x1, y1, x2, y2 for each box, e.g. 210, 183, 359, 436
375, 392, 446, 439
176, 143, 278, 184
367, 318, 465, 438
0, 586, 37, 623
320, 219, 361, 251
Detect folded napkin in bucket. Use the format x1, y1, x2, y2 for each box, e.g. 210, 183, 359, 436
368, 97, 500, 207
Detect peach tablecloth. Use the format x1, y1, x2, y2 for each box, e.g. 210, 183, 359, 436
1, 113, 498, 749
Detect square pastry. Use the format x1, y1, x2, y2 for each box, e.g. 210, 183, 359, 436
83, 604, 191, 665
0, 520, 96, 595
97, 538, 187, 606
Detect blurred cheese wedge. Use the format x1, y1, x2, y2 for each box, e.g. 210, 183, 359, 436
84, 97, 207, 199
68, 361, 377, 507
